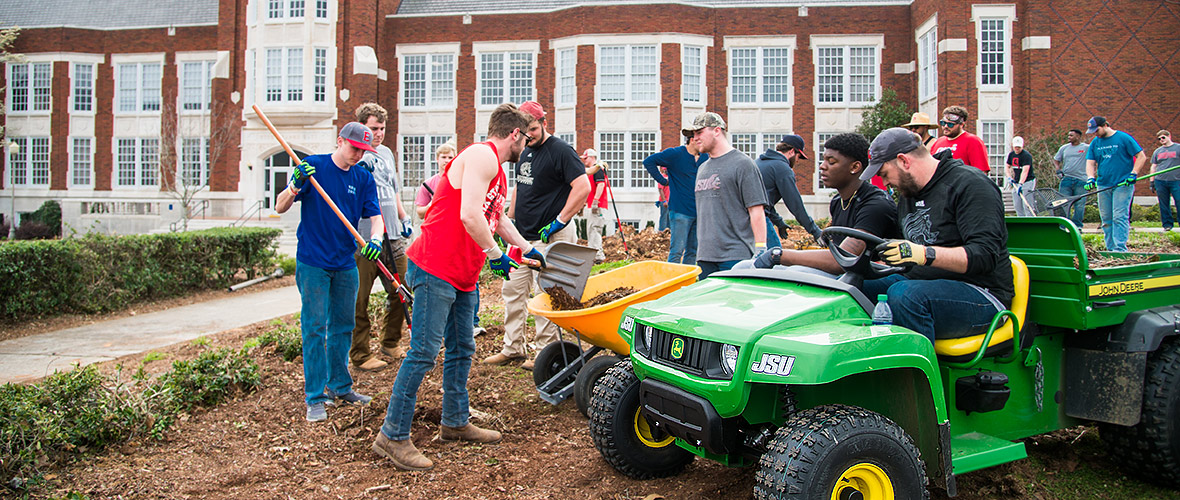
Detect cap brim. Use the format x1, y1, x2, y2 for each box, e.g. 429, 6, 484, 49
902, 122, 937, 128
1085, 125, 1098, 134
348, 139, 377, 152
859, 159, 884, 182
796, 149, 809, 160
682, 128, 698, 137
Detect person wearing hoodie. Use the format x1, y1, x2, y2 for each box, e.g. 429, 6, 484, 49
756, 134, 822, 247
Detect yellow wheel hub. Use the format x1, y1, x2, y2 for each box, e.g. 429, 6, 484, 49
830, 463, 894, 500
633, 407, 675, 448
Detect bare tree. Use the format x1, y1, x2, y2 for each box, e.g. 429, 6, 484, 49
158, 101, 239, 231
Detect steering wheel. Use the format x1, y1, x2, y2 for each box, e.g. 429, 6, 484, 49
821, 226, 908, 281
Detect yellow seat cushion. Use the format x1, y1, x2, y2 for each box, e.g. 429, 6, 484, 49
933, 256, 1029, 358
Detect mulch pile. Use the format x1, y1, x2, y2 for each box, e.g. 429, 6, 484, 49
544, 286, 638, 311
602, 226, 669, 261
1084, 239, 1177, 268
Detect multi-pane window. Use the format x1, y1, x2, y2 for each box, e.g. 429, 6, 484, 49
556, 48, 576, 106
313, 48, 328, 102
816, 46, 878, 104
117, 62, 162, 112
980, 121, 1008, 185
267, 0, 310, 19
597, 132, 658, 189
6, 137, 50, 187
181, 137, 211, 186
71, 137, 93, 187
115, 138, 159, 187
557, 133, 575, 150
315, 0, 328, 18
428, 135, 453, 179
598, 45, 658, 104
682, 45, 703, 103
816, 132, 839, 189
73, 63, 94, 112
478, 52, 533, 106
8, 62, 52, 113
918, 28, 938, 102
402, 53, 455, 107
401, 135, 453, 190
979, 19, 1007, 86
289, 0, 304, 17
181, 61, 213, 111
729, 47, 791, 104
731, 133, 786, 161
265, 48, 303, 102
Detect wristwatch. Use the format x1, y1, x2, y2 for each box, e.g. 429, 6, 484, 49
925, 246, 936, 266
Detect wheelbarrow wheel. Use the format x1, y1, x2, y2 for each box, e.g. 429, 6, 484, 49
588, 361, 694, 479
533, 340, 582, 390
575, 355, 624, 418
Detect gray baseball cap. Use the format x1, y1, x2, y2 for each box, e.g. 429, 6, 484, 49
682, 112, 727, 137
339, 122, 378, 152
859, 127, 922, 181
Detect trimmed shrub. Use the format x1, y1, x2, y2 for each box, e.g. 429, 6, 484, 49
0, 227, 280, 320
14, 221, 55, 240
27, 200, 62, 237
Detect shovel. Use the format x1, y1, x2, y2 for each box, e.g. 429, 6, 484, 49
536, 242, 600, 301
1044, 164, 1180, 215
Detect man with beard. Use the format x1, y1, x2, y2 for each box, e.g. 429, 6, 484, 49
856, 128, 1013, 344
756, 134, 822, 247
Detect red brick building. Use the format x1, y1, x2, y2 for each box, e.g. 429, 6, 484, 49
2, 0, 1178, 233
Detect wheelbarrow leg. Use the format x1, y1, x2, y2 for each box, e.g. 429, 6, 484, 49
537, 345, 604, 405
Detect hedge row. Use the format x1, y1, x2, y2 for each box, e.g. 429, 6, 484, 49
0, 227, 281, 320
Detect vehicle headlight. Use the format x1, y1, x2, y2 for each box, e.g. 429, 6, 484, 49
720, 344, 739, 374
644, 325, 654, 352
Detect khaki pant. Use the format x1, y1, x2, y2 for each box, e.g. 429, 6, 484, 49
350, 239, 409, 366
500, 226, 576, 358
587, 207, 606, 260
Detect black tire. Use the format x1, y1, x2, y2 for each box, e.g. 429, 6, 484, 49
588, 361, 694, 479
1100, 339, 1180, 488
533, 340, 582, 389
754, 404, 929, 500
575, 355, 623, 418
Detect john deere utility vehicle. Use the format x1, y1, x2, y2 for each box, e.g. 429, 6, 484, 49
587, 218, 1180, 499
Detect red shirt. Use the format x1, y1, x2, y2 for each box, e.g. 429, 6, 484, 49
406, 142, 507, 292
930, 132, 991, 172
586, 171, 609, 209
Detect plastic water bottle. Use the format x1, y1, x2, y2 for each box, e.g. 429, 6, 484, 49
872, 294, 892, 325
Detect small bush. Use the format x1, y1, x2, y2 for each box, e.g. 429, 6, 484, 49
1084, 204, 1101, 223
278, 255, 296, 276
27, 200, 62, 237
253, 323, 302, 362
152, 348, 261, 414
14, 221, 55, 240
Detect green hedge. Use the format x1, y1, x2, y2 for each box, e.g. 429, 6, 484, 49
0, 227, 280, 320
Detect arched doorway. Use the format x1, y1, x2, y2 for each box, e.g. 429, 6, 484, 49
263, 149, 309, 210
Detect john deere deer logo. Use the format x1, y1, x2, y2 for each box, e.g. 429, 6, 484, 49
671, 338, 684, 359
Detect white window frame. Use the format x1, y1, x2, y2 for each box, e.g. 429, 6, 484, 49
731, 132, 788, 161
6, 137, 51, 187
596, 45, 659, 106
682, 45, 705, 104
979, 120, 1010, 185
977, 17, 1010, 89
313, 47, 328, 103
400, 52, 455, 109
400, 134, 453, 191
265, 0, 311, 21
314, 0, 329, 20
724, 40, 795, 108
475, 50, 535, 108
115, 60, 163, 114
597, 131, 659, 190
6, 62, 53, 115
555, 48, 576, 107
70, 136, 94, 188
179, 60, 214, 113
814, 132, 844, 191
812, 43, 880, 106
72, 62, 95, 113
264, 47, 304, 103
180, 137, 211, 187
113, 137, 160, 189
557, 133, 575, 151
917, 19, 938, 103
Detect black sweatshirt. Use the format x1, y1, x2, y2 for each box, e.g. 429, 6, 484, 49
897, 156, 1014, 307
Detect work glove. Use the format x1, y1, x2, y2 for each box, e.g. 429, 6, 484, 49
876, 239, 929, 266
1116, 173, 1137, 188
523, 246, 547, 269
291, 161, 316, 190
361, 237, 382, 261
777, 224, 791, 241
753, 247, 783, 269
486, 248, 519, 279
1084, 177, 1097, 191
539, 217, 568, 243
400, 217, 413, 238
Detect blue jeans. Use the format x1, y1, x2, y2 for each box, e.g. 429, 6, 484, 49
474, 283, 481, 327
1155, 179, 1180, 229
1058, 176, 1087, 227
698, 260, 741, 280
296, 261, 359, 405
657, 201, 670, 231
766, 218, 782, 249
381, 260, 478, 441
863, 275, 1002, 343
668, 211, 697, 265
1097, 184, 1134, 251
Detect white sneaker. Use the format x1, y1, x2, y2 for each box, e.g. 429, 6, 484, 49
473, 326, 486, 337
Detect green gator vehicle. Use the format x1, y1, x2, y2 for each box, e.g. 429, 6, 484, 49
587, 218, 1180, 499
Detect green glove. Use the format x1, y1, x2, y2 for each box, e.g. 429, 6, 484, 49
1116, 173, 1137, 188
1084, 177, 1097, 191
361, 237, 381, 261
292, 161, 316, 190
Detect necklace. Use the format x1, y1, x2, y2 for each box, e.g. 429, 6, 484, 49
839, 193, 856, 211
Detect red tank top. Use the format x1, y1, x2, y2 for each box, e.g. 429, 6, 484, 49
407, 142, 508, 292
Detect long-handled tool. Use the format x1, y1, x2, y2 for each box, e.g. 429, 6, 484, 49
603, 171, 628, 253
253, 105, 414, 325
1042, 164, 1180, 215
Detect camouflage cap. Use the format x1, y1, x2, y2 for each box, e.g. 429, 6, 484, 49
681, 112, 727, 137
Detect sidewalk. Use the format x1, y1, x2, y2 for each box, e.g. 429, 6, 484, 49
0, 285, 302, 385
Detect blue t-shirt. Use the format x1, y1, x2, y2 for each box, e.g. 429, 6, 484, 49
1086, 131, 1143, 187
294, 153, 381, 271
643, 146, 709, 216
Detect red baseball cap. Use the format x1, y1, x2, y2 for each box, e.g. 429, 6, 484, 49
519, 101, 546, 121
339, 122, 378, 152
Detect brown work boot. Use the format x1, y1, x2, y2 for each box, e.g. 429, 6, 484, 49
439, 423, 502, 444
357, 357, 387, 371
520, 359, 535, 371
481, 353, 524, 365
372, 432, 434, 471
381, 346, 406, 359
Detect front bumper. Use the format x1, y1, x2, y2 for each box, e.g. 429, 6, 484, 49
640, 377, 737, 455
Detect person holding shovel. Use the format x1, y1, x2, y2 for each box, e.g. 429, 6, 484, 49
1085, 116, 1147, 252
275, 121, 384, 423
373, 103, 544, 471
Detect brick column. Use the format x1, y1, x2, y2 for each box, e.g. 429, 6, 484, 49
51, 60, 70, 190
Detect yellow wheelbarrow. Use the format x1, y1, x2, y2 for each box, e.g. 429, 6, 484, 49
527, 260, 699, 415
